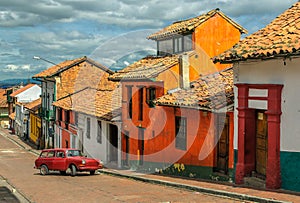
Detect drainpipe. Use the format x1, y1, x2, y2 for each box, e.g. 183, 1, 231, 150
179, 53, 190, 90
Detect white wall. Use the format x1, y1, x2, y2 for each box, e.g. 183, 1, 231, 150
16, 85, 41, 103
78, 114, 108, 163
234, 58, 300, 152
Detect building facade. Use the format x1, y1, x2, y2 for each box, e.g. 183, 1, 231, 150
214, 2, 300, 192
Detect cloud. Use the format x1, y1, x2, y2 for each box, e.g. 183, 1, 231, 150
0, 0, 298, 80
3, 64, 32, 72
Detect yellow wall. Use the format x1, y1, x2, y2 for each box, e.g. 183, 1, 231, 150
30, 112, 41, 144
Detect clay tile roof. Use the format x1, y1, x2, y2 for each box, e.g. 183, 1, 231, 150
24, 98, 41, 112
0, 89, 8, 108
33, 56, 114, 78
147, 9, 247, 40
155, 67, 233, 111
214, 2, 300, 63
53, 86, 121, 121
109, 54, 182, 81
10, 84, 36, 97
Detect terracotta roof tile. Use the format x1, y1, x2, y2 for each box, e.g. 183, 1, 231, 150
148, 9, 247, 40
109, 53, 192, 81
24, 98, 41, 112
0, 89, 8, 108
33, 56, 114, 78
155, 68, 233, 111
53, 86, 121, 121
10, 84, 36, 97
214, 2, 300, 62
56, 63, 117, 100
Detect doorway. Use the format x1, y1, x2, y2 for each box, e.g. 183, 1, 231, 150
109, 124, 118, 162
124, 131, 130, 166
255, 110, 268, 177
215, 114, 229, 174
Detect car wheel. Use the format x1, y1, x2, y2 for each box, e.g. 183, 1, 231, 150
70, 165, 76, 177
40, 165, 49, 176
60, 171, 66, 175
90, 170, 95, 175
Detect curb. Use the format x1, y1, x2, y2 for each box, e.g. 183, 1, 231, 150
100, 170, 291, 203
0, 131, 40, 156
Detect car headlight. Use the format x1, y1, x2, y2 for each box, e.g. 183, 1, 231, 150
82, 159, 86, 165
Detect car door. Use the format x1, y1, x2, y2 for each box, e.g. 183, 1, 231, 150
54, 150, 67, 171
46, 150, 56, 170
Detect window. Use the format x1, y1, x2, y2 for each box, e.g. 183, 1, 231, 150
47, 151, 55, 157
97, 121, 102, 144
146, 87, 156, 107
65, 110, 70, 123
127, 86, 133, 119
183, 34, 192, 52
174, 37, 183, 53
175, 116, 187, 150
157, 34, 193, 56
57, 108, 62, 121
158, 38, 173, 55
138, 87, 143, 121
86, 117, 91, 139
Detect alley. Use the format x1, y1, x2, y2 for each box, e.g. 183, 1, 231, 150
0, 130, 246, 203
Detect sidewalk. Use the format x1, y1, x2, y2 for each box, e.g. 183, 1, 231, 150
1, 128, 299, 203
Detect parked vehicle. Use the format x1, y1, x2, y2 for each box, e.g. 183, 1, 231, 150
34, 148, 103, 176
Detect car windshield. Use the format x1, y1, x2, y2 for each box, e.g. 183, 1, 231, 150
67, 150, 83, 157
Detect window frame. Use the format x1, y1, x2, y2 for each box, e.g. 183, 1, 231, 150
175, 116, 187, 150
146, 87, 156, 108
86, 117, 91, 139
97, 120, 102, 144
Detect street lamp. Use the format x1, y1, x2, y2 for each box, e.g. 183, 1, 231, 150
33, 56, 58, 66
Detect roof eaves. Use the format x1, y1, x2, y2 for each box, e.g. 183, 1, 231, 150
85, 57, 115, 75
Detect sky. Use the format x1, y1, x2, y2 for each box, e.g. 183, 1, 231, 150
0, 0, 298, 80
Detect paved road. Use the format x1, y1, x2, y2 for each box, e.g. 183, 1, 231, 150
0, 133, 248, 203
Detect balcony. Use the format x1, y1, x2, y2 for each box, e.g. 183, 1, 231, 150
38, 107, 55, 121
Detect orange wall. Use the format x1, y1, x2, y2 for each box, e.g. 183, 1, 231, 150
156, 14, 241, 92
121, 78, 235, 168
194, 13, 241, 73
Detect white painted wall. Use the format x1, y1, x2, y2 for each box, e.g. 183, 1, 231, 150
78, 114, 108, 163
15, 85, 41, 103
233, 58, 300, 152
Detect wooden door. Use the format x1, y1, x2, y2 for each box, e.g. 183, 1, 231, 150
216, 115, 229, 174
109, 124, 118, 162
255, 111, 268, 176
124, 131, 129, 166
138, 128, 144, 165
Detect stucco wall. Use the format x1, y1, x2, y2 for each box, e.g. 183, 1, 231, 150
233, 58, 300, 152
78, 114, 108, 163
16, 85, 41, 103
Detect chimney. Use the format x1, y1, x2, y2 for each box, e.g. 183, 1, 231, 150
179, 53, 190, 89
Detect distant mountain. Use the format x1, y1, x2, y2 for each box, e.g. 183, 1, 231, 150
0, 78, 40, 89
109, 50, 156, 71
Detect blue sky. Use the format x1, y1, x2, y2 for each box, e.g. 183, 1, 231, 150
0, 0, 298, 80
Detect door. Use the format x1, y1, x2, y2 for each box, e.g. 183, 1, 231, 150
138, 128, 144, 165
109, 124, 118, 162
124, 131, 130, 166
255, 111, 268, 176
216, 115, 229, 174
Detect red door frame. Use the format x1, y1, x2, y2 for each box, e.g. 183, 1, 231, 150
235, 84, 283, 189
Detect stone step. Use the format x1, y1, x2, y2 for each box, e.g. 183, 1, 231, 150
243, 177, 266, 189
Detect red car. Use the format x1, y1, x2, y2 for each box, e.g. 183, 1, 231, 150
34, 148, 103, 176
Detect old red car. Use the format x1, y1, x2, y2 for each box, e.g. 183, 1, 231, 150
34, 148, 103, 176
